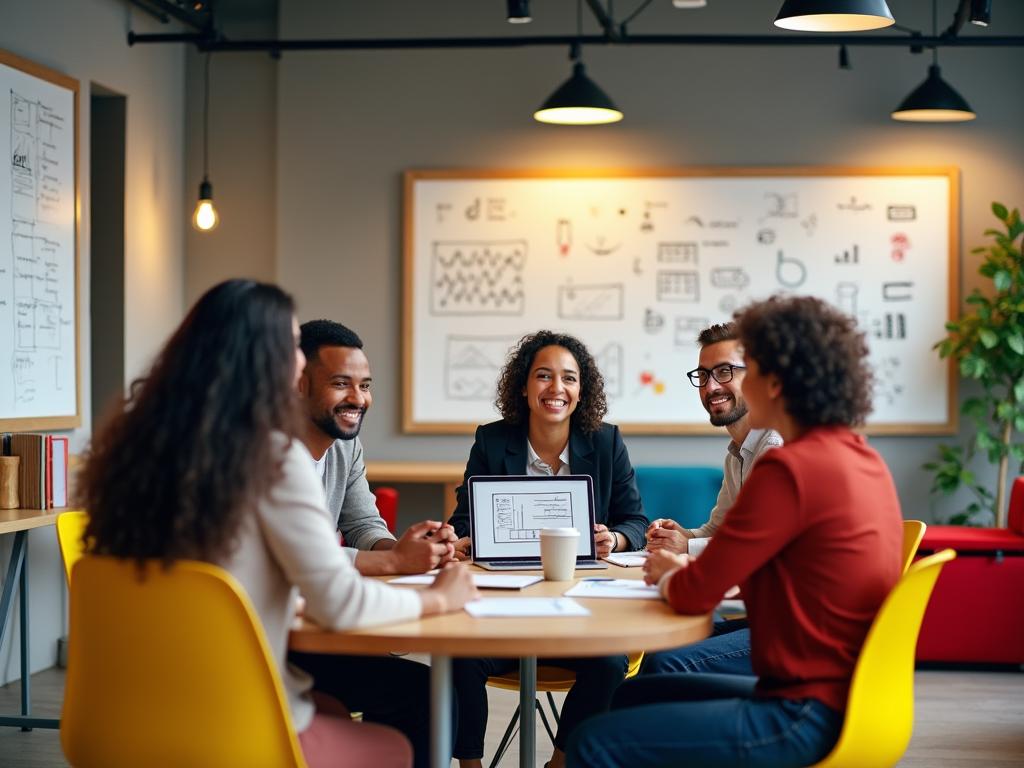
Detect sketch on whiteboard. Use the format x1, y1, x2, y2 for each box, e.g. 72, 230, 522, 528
701, 240, 729, 248
557, 219, 572, 257
585, 236, 621, 256
595, 342, 624, 398
834, 245, 860, 264
10, 90, 69, 409
719, 295, 738, 313
883, 281, 913, 301
890, 233, 911, 262
674, 316, 709, 347
871, 313, 907, 340
493, 492, 573, 543
775, 251, 807, 288
635, 371, 666, 396
710, 267, 750, 290
445, 335, 518, 400
436, 203, 452, 222
430, 240, 526, 316
643, 308, 665, 334
837, 195, 872, 213
465, 198, 481, 220
686, 215, 704, 227
633, 257, 643, 275
836, 282, 858, 316
657, 271, 699, 303
763, 192, 798, 220
708, 219, 740, 229
486, 198, 507, 221
800, 213, 818, 237
557, 283, 624, 320
640, 201, 667, 233
757, 229, 776, 245
874, 356, 905, 405
657, 242, 698, 264
887, 205, 916, 221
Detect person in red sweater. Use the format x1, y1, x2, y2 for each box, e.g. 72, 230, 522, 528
566, 295, 904, 768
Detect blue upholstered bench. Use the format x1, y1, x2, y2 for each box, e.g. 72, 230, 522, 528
633, 466, 724, 531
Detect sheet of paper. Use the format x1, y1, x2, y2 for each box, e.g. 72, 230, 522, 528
389, 574, 543, 590
605, 552, 649, 567
563, 579, 661, 600
464, 598, 591, 617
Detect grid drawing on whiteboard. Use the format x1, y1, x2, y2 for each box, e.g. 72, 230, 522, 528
493, 492, 573, 543
430, 240, 526, 316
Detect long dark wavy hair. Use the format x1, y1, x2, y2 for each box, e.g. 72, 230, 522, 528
81, 280, 304, 566
495, 331, 607, 435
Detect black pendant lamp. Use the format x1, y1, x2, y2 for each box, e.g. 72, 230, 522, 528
892, 64, 976, 122
534, 61, 623, 125
192, 52, 219, 231
775, 0, 894, 32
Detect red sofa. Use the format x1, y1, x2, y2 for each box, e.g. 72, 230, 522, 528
915, 476, 1024, 664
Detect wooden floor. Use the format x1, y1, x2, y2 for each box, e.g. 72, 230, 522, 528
1, 666, 1021, 767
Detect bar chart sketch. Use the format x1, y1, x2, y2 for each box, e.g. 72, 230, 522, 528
492, 492, 573, 543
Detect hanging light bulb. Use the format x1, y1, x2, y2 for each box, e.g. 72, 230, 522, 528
774, 0, 895, 32
192, 178, 219, 230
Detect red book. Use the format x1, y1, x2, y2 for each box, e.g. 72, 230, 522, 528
46, 435, 53, 509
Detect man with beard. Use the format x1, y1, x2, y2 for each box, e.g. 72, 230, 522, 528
639, 322, 781, 676
298, 319, 457, 575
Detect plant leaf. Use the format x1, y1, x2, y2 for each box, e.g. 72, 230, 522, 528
993, 202, 1009, 221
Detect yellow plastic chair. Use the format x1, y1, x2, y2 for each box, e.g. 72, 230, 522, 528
809, 548, 956, 768
901, 519, 927, 574
485, 652, 644, 768
61, 556, 308, 768
55, 510, 89, 584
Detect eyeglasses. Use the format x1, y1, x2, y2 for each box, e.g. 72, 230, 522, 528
686, 364, 746, 388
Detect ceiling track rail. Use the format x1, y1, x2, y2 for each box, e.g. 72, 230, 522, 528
126, 32, 1024, 53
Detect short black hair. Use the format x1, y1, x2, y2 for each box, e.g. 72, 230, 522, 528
300, 320, 363, 364
735, 295, 873, 428
696, 323, 738, 348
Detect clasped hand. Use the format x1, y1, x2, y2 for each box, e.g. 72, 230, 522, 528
391, 521, 458, 574
645, 518, 692, 555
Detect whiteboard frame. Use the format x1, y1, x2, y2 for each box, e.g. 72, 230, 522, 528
403, 167, 959, 436
0, 48, 81, 432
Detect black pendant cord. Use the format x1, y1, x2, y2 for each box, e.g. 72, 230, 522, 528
202, 50, 211, 183
932, 0, 939, 66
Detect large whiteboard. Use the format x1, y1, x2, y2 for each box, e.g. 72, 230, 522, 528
0, 49, 79, 431
403, 168, 958, 435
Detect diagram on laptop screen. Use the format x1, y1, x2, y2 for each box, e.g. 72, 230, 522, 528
492, 492, 573, 542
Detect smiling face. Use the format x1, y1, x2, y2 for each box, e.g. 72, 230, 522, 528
301, 345, 372, 441
696, 340, 748, 428
522, 345, 581, 429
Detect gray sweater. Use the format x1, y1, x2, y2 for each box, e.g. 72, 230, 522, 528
321, 437, 397, 551
220, 435, 421, 733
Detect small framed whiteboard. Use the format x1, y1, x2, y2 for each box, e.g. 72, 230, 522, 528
403, 167, 958, 436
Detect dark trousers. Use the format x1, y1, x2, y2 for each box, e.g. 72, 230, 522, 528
566, 673, 843, 768
451, 654, 629, 760
289, 651, 453, 768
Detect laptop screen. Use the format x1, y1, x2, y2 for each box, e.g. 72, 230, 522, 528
468, 475, 597, 561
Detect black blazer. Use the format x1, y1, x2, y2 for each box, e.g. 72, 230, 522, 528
449, 420, 648, 551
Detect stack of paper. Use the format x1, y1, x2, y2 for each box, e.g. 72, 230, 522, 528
389, 573, 543, 590
464, 598, 591, 617
563, 579, 661, 600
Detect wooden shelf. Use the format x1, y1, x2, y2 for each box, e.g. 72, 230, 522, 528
0, 507, 76, 535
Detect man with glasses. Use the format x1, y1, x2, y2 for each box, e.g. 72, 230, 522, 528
640, 322, 781, 676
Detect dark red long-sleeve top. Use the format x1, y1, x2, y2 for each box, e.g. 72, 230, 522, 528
665, 426, 903, 712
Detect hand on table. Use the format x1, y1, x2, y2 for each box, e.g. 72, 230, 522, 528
421, 561, 480, 614
645, 518, 692, 555
643, 549, 692, 586
594, 524, 619, 558
390, 520, 455, 574
453, 536, 472, 560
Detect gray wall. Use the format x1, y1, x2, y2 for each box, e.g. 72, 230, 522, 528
0, 0, 185, 682
263, 0, 1024, 525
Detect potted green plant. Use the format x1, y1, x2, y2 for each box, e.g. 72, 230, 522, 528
925, 202, 1024, 528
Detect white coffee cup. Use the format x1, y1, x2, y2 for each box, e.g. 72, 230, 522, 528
539, 527, 580, 581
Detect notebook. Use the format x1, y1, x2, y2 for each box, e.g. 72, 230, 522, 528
468, 474, 608, 571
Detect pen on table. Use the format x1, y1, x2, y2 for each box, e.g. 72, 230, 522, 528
581, 577, 614, 582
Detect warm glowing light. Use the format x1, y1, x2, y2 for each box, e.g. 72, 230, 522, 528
193, 199, 219, 231
533, 106, 624, 125
775, 13, 894, 31
891, 108, 977, 122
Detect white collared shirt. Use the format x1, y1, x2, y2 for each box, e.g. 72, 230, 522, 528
526, 440, 571, 476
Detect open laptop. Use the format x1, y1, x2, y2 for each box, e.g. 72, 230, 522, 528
468, 474, 609, 571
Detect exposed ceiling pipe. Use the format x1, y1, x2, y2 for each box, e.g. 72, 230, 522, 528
125, 0, 210, 33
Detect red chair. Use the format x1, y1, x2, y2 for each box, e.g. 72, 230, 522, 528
372, 486, 399, 534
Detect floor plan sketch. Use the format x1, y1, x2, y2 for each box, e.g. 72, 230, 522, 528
557, 283, 624, 320
492, 492, 573, 543
445, 335, 517, 400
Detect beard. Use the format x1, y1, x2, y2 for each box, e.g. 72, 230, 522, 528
311, 407, 365, 441
705, 395, 748, 427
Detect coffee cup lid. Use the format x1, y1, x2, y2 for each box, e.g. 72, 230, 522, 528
538, 527, 580, 537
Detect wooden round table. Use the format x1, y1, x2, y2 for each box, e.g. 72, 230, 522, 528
289, 564, 711, 768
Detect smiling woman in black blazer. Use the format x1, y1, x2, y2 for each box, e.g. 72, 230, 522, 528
448, 330, 647, 768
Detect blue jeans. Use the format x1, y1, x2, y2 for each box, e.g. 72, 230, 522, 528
640, 618, 753, 676
566, 674, 843, 768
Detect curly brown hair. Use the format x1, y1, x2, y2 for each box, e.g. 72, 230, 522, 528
494, 331, 607, 435
80, 280, 304, 567
735, 295, 874, 427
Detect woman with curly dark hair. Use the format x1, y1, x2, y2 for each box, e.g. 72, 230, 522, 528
567, 296, 904, 768
447, 330, 647, 768
80, 279, 478, 768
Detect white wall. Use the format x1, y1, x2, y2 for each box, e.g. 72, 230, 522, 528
0, 0, 185, 682
272, 0, 1024, 524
